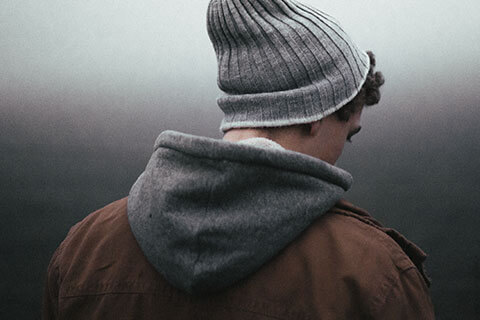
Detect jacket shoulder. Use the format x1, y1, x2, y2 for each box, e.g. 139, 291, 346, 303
225, 201, 434, 318
292, 201, 433, 317
317, 206, 416, 273
326, 200, 430, 281
58, 197, 129, 264
53, 197, 163, 297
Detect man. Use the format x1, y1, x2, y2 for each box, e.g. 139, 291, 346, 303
43, 0, 435, 319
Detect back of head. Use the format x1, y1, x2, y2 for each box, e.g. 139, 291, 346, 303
207, 0, 372, 132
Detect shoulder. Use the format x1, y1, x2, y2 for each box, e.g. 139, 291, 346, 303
52, 197, 130, 275
49, 198, 129, 269
301, 202, 416, 282
232, 200, 434, 318
323, 200, 430, 281
314, 202, 418, 273
282, 200, 433, 316
66, 197, 128, 241
54, 198, 130, 265
50, 197, 163, 297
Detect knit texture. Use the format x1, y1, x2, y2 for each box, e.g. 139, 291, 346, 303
127, 130, 352, 293
207, 0, 370, 131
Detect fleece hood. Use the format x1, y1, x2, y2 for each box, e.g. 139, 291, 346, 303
127, 131, 353, 294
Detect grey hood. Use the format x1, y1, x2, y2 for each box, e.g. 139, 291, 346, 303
127, 130, 353, 294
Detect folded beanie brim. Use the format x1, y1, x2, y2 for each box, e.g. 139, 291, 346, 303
219, 49, 370, 131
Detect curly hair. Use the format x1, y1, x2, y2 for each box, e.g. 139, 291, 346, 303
334, 51, 385, 121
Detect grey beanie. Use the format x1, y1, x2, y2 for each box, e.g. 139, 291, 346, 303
207, 0, 370, 132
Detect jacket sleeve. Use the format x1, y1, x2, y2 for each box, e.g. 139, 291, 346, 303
42, 247, 62, 320
373, 267, 435, 319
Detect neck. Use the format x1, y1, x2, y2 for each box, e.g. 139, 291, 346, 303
223, 128, 270, 143
223, 127, 336, 164
223, 128, 311, 156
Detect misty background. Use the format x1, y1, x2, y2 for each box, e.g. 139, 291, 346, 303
1, 0, 479, 318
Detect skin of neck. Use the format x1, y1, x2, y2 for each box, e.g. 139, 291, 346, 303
223, 108, 363, 165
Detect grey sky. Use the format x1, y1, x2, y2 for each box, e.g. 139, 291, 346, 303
1, 0, 478, 114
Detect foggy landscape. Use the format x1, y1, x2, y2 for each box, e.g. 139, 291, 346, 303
1, 0, 479, 318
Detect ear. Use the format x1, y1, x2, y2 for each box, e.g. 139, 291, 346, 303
309, 120, 322, 137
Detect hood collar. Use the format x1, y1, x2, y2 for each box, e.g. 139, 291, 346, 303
128, 131, 352, 293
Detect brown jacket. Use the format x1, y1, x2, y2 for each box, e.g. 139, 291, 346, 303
43, 198, 434, 319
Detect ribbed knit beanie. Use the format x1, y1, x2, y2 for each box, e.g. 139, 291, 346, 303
207, 0, 370, 132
